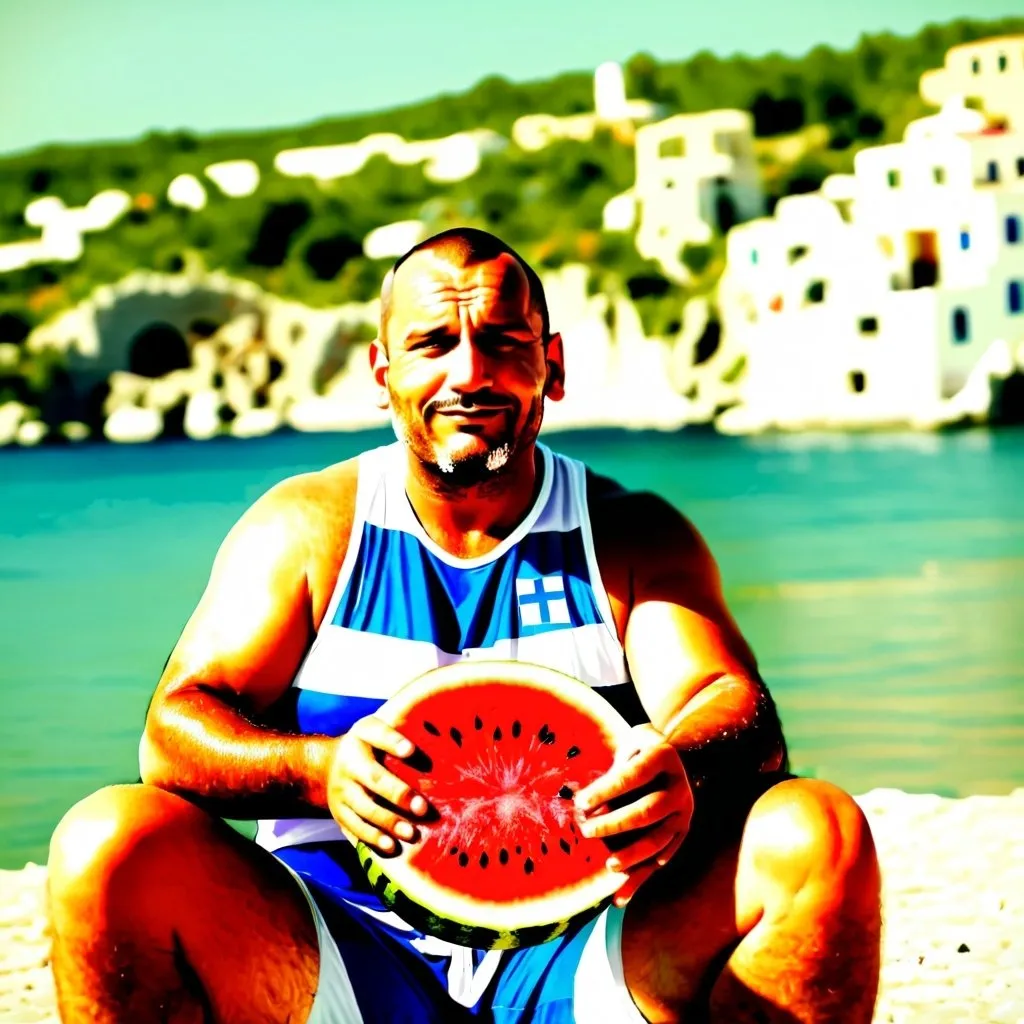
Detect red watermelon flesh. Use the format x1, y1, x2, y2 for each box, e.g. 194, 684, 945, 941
357, 661, 633, 949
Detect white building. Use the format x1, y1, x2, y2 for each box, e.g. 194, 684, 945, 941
512, 61, 659, 152
921, 36, 1024, 131
716, 46, 1024, 433
606, 110, 763, 281
275, 129, 506, 184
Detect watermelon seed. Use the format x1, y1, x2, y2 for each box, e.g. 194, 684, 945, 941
569, 823, 577, 834
560, 838, 572, 854
558, 785, 574, 799
574, 835, 579, 845
585, 856, 591, 863
515, 845, 522, 855
449, 727, 463, 747
474, 716, 483, 730
540, 841, 548, 855
538, 724, 550, 742
450, 846, 458, 855
499, 848, 509, 865
493, 726, 502, 741
512, 720, 521, 738
479, 852, 489, 869
458, 852, 469, 867
524, 858, 535, 875
423, 721, 440, 736
566, 746, 580, 759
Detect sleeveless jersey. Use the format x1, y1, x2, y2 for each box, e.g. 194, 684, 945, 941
255, 440, 644, 854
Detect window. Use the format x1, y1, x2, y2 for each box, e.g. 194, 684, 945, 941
987, 161, 1000, 183
663, 179, 676, 189
1018, 157, 1024, 177
859, 316, 879, 335
971, 57, 981, 74
960, 228, 971, 250
659, 137, 685, 159
998, 53, 1008, 72
806, 280, 826, 304
933, 166, 946, 185
1007, 215, 1021, 244
952, 307, 970, 343
788, 244, 808, 264
1010, 281, 1023, 314
751, 248, 759, 265
849, 371, 866, 394
887, 169, 900, 188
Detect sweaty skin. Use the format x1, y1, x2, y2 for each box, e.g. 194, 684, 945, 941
48, 237, 881, 1024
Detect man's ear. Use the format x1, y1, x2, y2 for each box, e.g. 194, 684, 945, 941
369, 339, 390, 410
544, 332, 565, 402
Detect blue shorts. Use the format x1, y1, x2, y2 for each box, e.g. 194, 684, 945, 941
275, 843, 646, 1024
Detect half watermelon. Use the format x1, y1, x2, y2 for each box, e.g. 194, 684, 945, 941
356, 660, 633, 949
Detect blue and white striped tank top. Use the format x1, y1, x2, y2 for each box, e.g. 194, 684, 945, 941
255, 440, 644, 854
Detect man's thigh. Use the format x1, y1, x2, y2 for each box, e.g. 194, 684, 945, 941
619, 772, 795, 1016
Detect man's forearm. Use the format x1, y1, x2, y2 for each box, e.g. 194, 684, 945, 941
660, 674, 788, 794
140, 686, 335, 817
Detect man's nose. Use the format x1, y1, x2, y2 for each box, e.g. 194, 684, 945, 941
445, 336, 492, 392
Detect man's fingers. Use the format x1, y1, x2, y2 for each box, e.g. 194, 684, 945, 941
576, 747, 674, 812
343, 744, 428, 816
578, 791, 677, 839
334, 804, 400, 855
341, 781, 420, 844
602, 819, 680, 872
613, 862, 660, 907
351, 716, 417, 760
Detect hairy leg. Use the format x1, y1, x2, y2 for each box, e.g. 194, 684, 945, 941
621, 778, 882, 1023
48, 784, 320, 1024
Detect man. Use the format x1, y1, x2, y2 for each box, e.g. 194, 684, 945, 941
48, 227, 881, 1023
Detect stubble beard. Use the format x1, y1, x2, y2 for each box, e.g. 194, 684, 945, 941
391, 395, 544, 491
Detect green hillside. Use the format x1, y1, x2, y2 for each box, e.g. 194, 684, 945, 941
0, 14, 1022, 392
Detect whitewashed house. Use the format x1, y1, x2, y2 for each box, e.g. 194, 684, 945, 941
716, 44, 1024, 433
512, 62, 659, 152
605, 110, 763, 281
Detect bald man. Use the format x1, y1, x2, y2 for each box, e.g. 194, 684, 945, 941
48, 228, 881, 1023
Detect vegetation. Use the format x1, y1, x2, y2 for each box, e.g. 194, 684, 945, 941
0, 14, 1021, 358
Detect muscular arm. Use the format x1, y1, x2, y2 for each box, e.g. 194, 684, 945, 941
593, 484, 787, 799
139, 467, 354, 818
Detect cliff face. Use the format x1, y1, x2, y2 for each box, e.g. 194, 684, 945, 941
2, 789, 1022, 1022
6, 264, 744, 446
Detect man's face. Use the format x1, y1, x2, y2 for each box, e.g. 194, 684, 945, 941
371, 251, 564, 486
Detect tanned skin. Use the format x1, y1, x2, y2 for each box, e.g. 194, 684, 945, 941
47, 234, 881, 1024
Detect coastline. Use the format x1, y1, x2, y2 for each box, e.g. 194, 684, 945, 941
2, 789, 1022, 1023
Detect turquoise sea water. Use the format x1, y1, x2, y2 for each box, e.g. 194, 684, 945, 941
1, 427, 1022, 869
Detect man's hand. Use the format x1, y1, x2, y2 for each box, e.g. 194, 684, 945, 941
327, 716, 430, 854
575, 723, 694, 906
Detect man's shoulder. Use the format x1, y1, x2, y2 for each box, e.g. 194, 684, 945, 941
584, 469, 709, 572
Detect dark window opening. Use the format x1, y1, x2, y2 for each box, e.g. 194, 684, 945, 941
788, 245, 808, 264
859, 316, 879, 335
971, 57, 981, 74
849, 371, 866, 394
987, 161, 1000, 183
805, 280, 826, 304
952, 307, 970, 343
1007, 216, 1021, 244
1009, 281, 1023, 314
998, 53, 1007, 72
887, 169, 900, 188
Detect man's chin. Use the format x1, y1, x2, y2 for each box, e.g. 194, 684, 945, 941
428, 439, 515, 486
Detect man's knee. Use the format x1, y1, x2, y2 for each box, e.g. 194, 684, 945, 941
739, 778, 881, 919
48, 784, 203, 906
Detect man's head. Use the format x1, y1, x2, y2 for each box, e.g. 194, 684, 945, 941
371, 227, 564, 488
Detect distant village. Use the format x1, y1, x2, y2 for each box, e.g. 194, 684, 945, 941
1, 37, 1023, 445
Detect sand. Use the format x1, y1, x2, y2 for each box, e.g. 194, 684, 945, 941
2, 789, 1022, 1023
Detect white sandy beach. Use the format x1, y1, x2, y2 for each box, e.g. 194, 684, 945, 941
1, 789, 1022, 1023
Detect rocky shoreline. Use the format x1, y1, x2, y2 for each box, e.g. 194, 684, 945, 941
1, 788, 1022, 1023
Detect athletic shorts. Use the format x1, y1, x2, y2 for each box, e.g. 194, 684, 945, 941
275, 842, 646, 1024
273, 771, 789, 1023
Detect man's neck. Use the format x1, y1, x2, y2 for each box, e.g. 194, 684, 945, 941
404, 446, 543, 559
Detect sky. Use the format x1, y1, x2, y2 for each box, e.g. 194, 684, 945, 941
1, 0, 1021, 156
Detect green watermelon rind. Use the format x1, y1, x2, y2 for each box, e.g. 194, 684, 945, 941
356, 841, 614, 950
356, 659, 633, 950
